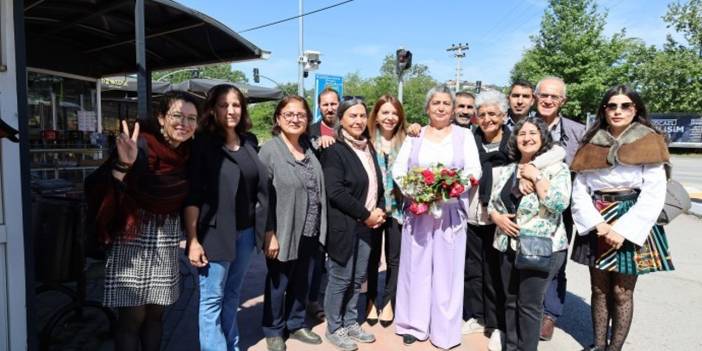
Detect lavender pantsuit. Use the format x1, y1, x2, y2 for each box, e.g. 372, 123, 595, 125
395, 202, 467, 349
393, 126, 481, 350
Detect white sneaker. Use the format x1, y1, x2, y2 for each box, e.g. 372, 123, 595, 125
461, 318, 485, 335
488, 329, 505, 351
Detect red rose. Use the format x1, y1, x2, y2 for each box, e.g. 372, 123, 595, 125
449, 183, 465, 198
447, 169, 457, 177
469, 176, 479, 187
409, 202, 429, 215
440, 168, 450, 177
421, 169, 435, 185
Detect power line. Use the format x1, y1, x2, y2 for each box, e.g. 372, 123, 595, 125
239, 0, 354, 33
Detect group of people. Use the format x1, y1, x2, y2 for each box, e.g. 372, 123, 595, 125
92, 75, 674, 351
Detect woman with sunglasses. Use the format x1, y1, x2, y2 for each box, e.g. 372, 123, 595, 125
570, 85, 674, 351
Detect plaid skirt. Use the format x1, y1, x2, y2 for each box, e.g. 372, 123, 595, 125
571, 194, 674, 275
103, 212, 182, 307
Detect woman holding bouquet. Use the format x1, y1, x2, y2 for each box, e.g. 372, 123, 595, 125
488, 117, 571, 351
392, 85, 482, 350
365, 95, 408, 327
321, 98, 385, 351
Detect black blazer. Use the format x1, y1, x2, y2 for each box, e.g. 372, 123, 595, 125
320, 141, 384, 264
309, 121, 322, 138
185, 132, 269, 262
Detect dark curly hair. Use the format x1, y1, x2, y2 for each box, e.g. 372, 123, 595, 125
507, 116, 554, 161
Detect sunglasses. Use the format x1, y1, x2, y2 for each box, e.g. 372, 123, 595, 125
604, 102, 635, 111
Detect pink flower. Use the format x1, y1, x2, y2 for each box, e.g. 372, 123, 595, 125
469, 176, 479, 187
449, 183, 465, 198
409, 202, 429, 215
421, 169, 435, 185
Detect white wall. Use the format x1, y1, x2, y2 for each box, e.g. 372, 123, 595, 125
0, 0, 28, 349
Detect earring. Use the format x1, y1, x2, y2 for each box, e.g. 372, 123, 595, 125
160, 126, 171, 144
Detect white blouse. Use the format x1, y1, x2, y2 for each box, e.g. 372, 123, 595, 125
392, 126, 482, 194
571, 164, 666, 246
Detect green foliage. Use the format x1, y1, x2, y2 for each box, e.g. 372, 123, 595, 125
152, 63, 248, 83
344, 54, 436, 125
663, 0, 702, 56
511, 0, 634, 121
248, 101, 276, 142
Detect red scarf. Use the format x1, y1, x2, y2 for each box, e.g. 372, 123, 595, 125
96, 132, 190, 244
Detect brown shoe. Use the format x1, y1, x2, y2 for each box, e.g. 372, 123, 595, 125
540, 315, 556, 341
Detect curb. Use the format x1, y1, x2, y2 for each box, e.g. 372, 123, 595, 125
689, 200, 702, 218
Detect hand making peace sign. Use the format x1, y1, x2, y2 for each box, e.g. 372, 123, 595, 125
116, 120, 140, 165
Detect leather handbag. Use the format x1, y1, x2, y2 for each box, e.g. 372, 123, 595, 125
515, 235, 553, 273
657, 179, 691, 225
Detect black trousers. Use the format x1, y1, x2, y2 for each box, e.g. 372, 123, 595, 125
262, 236, 316, 337
366, 217, 402, 309
501, 248, 566, 351
463, 223, 505, 330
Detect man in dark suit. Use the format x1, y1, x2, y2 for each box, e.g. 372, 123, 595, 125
309, 87, 340, 139
533, 76, 585, 341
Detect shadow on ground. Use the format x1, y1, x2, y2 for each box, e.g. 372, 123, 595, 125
556, 291, 593, 348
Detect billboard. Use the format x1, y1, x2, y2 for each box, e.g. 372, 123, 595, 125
313, 74, 343, 123
650, 113, 702, 148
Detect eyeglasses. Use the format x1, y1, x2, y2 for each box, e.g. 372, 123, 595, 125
281, 111, 307, 121
478, 111, 503, 119
536, 93, 563, 102
605, 102, 635, 111
166, 113, 198, 125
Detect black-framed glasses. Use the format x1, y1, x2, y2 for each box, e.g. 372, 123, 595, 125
604, 102, 635, 111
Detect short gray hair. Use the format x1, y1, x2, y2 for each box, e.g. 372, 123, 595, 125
475, 91, 509, 114
535, 76, 567, 98
424, 85, 455, 112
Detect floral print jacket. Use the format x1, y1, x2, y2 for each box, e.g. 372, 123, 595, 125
488, 161, 572, 253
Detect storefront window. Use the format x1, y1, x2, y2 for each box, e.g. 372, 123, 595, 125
28, 71, 97, 141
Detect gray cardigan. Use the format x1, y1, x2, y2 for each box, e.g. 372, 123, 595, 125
258, 135, 327, 262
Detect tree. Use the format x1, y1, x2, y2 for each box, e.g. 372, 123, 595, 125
511, 0, 633, 120
344, 54, 436, 124
152, 63, 248, 83
663, 0, 702, 57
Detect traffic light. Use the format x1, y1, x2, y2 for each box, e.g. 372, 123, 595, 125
475, 80, 482, 94
396, 49, 412, 75
253, 68, 260, 83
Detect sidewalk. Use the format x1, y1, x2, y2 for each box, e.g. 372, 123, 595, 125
235, 252, 489, 351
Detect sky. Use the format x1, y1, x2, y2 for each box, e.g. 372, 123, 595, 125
178, 0, 682, 89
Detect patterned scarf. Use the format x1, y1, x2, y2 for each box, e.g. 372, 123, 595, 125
373, 129, 403, 221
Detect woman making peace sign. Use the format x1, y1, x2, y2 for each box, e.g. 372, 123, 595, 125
95, 91, 200, 351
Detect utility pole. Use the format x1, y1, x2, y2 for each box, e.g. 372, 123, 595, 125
446, 43, 469, 92
297, 0, 305, 96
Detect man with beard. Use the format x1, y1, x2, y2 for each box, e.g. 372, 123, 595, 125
527, 76, 585, 342
505, 79, 535, 129
454, 91, 477, 128
310, 87, 340, 138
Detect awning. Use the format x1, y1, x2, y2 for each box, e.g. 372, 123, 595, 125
171, 78, 285, 103
24, 0, 268, 78
101, 78, 284, 103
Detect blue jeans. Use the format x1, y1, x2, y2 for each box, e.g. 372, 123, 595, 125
198, 227, 255, 351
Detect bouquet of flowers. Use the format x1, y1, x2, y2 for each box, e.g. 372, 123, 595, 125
400, 163, 478, 218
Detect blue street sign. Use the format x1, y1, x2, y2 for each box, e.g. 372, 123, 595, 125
314, 74, 344, 123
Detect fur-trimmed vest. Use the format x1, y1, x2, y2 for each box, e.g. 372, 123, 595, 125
570, 122, 669, 173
